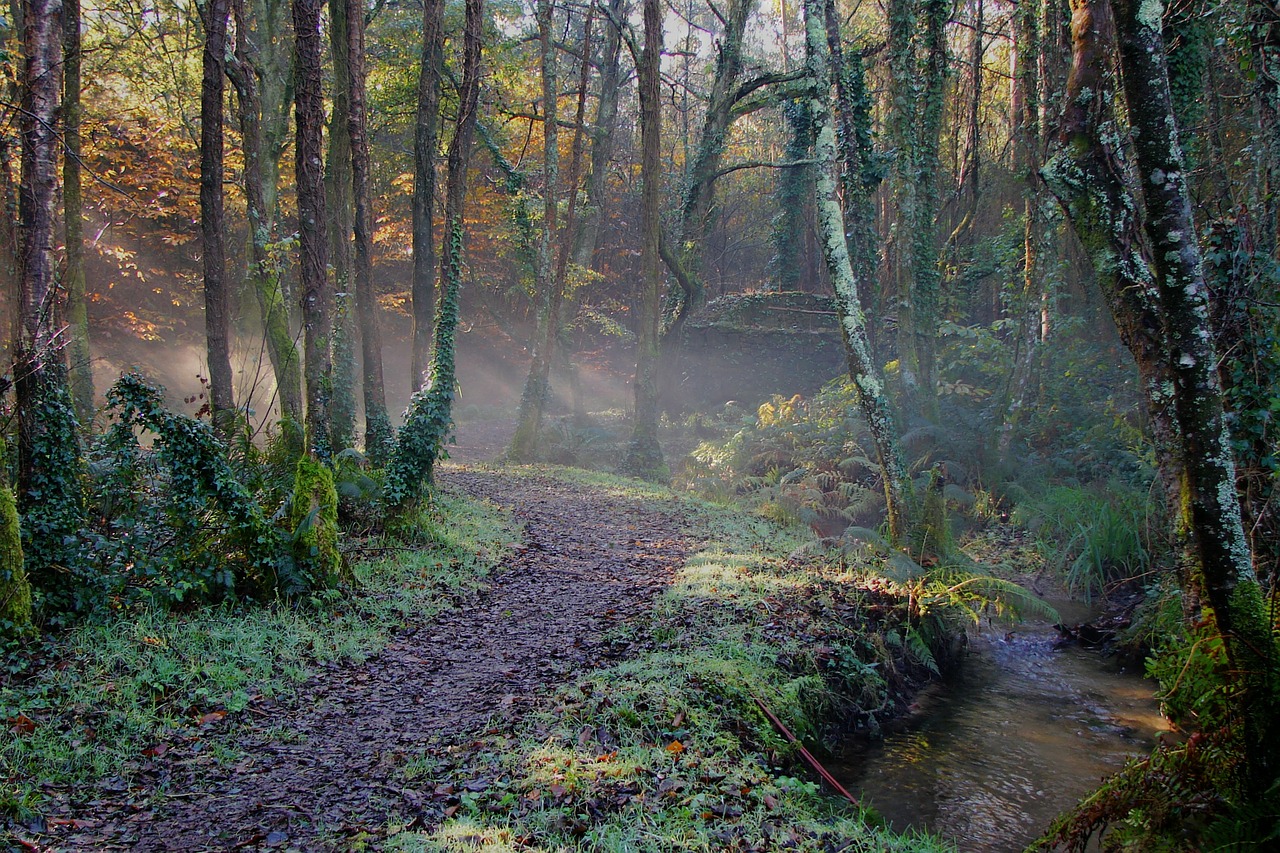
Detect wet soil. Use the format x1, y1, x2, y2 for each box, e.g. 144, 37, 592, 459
45, 460, 691, 850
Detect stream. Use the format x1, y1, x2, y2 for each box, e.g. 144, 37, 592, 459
834, 601, 1166, 852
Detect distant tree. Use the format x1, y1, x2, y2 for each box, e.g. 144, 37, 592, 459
63, 0, 93, 425
621, 0, 665, 480
411, 0, 444, 387
344, 0, 391, 462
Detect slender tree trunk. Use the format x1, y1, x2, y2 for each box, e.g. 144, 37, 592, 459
509, 0, 563, 462
344, 0, 390, 462
326, 0, 356, 452
622, 0, 665, 480
386, 0, 482, 507
803, 0, 910, 544
292, 0, 332, 459
62, 0, 92, 424
200, 0, 236, 434
411, 0, 444, 386
771, 99, 814, 292
574, 0, 626, 270
17, 0, 84, 587
228, 0, 304, 436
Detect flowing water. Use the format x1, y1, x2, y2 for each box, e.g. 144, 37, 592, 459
834, 602, 1165, 852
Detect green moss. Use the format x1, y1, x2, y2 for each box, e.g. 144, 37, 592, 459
290, 455, 345, 588
0, 485, 32, 638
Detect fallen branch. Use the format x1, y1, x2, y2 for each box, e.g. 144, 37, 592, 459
754, 695, 859, 806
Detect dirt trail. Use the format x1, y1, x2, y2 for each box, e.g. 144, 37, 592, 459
56, 464, 690, 851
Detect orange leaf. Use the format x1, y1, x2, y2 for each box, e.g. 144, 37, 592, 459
665, 740, 685, 754
595, 751, 617, 762
9, 714, 35, 734
197, 711, 227, 726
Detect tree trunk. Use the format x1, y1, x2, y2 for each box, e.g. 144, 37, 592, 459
200, 0, 236, 434
385, 0, 482, 508
803, 0, 911, 544
621, 0, 665, 480
574, 0, 626, 270
326, 0, 356, 452
228, 0, 304, 438
16, 0, 84, 589
509, 0, 563, 462
411, 0, 444, 386
345, 0, 390, 463
292, 0, 332, 459
62, 0, 92, 425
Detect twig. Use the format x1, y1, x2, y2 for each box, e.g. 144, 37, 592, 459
754, 696, 859, 806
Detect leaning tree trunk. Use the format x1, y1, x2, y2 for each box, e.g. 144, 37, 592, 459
62, 0, 92, 425
411, 0, 444, 387
345, 0, 391, 463
621, 0, 665, 480
292, 0, 332, 459
803, 0, 911, 544
200, 0, 236, 435
385, 0, 483, 509
16, 0, 85, 590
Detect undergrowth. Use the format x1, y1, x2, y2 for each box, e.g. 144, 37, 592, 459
0, 491, 513, 821
378, 470, 968, 852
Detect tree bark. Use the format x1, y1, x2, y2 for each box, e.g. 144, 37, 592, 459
62, 0, 92, 425
574, 0, 626, 270
345, 0, 390, 463
227, 0, 304, 437
621, 0, 665, 480
292, 0, 332, 459
803, 0, 911, 544
411, 0, 444, 386
200, 0, 236, 434
326, 0, 356, 452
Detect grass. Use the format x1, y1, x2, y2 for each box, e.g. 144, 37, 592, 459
377, 469, 957, 852
0, 490, 514, 819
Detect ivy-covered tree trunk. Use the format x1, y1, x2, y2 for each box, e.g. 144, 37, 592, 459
803, 0, 910, 543
292, 0, 332, 459
16, 0, 85, 598
344, 0, 391, 463
385, 0, 483, 508
509, 0, 563, 462
199, 0, 236, 434
326, 0, 356, 452
62, 0, 93, 426
411, 0, 444, 387
1048, 0, 1277, 793
228, 0, 304, 438
621, 0, 665, 480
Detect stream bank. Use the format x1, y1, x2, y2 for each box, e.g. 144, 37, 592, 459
833, 599, 1164, 852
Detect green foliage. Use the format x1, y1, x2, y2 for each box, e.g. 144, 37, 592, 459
289, 455, 344, 588
18, 364, 87, 610
385, 224, 464, 511
0, 484, 32, 640
104, 373, 302, 599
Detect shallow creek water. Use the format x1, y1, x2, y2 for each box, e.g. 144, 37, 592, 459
834, 601, 1166, 852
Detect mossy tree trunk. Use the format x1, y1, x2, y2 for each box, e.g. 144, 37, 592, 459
621, 0, 665, 481
411, 0, 444, 387
803, 0, 911, 543
344, 0, 391, 463
227, 0, 304, 438
292, 0, 332, 460
385, 0, 483, 509
1047, 0, 1277, 792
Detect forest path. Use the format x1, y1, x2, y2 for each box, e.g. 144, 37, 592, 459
63, 460, 691, 851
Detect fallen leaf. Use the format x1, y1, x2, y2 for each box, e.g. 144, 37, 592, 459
197, 711, 227, 726
9, 714, 36, 734
672, 711, 686, 727
595, 751, 617, 762
665, 740, 685, 755
142, 743, 169, 757
443, 805, 460, 818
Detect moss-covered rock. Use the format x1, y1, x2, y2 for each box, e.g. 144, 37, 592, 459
0, 484, 33, 638
290, 456, 345, 588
